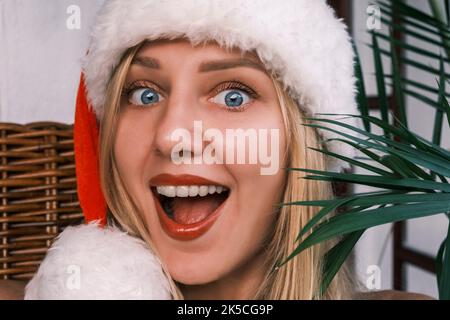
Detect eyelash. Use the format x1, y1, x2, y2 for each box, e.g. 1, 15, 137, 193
122, 80, 259, 111
211, 81, 260, 112
122, 80, 160, 98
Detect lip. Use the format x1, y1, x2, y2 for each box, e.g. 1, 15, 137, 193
149, 174, 229, 241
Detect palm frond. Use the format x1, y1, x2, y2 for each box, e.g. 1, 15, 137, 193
281, 0, 450, 299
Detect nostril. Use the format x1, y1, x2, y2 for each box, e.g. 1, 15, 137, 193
177, 149, 195, 160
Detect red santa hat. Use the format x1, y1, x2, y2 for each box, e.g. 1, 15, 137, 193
74, 0, 360, 225
74, 73, 107, 225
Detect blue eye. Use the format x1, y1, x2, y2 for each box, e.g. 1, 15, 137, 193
211, 89, 251, 108
128, 88, 163, 106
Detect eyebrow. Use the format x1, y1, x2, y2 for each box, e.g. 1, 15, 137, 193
131, 56, 268, 74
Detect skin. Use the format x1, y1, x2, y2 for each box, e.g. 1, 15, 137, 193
113, 39, 288, 299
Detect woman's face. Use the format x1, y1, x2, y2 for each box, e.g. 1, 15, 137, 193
114, 39, 287, 285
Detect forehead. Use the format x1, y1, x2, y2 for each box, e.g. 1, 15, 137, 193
135, 38, 262, 62
129, 38, 270, 77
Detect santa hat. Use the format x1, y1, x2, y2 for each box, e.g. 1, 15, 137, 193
74, 0, 360, 225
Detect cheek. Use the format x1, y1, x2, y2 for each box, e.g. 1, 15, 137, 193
113, 117, 153, 207
220, 110, 287, 255
225, 160, 286, 244
223, 104, 287, 199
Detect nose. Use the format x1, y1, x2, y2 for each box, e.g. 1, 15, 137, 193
152, 92, 207, 163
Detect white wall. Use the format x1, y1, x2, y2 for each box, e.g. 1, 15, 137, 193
0, 0, 104, 123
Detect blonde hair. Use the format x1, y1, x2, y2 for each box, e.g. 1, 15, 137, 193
98, 41, 355, 300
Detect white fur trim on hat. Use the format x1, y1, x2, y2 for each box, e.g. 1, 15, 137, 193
24, 222, 172, 300
82, 0, 362, 173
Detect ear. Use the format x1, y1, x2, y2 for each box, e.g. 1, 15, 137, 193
74, 72, 107, 226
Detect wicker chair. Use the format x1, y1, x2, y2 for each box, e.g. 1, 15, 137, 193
0, 122, 84, 281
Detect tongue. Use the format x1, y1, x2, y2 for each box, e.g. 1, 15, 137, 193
171, 194, 224, 225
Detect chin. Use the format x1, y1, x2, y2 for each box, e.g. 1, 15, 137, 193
167, 259, 226, 285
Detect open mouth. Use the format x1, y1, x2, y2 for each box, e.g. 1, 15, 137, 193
151, 185, 229, 224
149, 174, 231, 241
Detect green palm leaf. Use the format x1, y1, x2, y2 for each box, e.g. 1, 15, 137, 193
280, 0, 450, 299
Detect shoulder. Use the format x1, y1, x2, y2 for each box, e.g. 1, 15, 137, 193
356, 290, 435, 300
0, 280, 27, 300
25, 222, 172, 300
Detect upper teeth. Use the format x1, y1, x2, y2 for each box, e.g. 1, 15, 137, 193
156, 185, 228, 197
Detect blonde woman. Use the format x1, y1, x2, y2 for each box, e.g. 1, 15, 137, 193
0, 0, 431, 300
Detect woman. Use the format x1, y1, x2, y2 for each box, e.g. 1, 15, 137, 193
0, 0, 431, 300
90, 38, 354, 299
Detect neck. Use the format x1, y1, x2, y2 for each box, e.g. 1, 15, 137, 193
179, 250, 268, 300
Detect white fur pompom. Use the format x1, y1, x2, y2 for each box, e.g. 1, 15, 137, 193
24, 221, 172, 300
